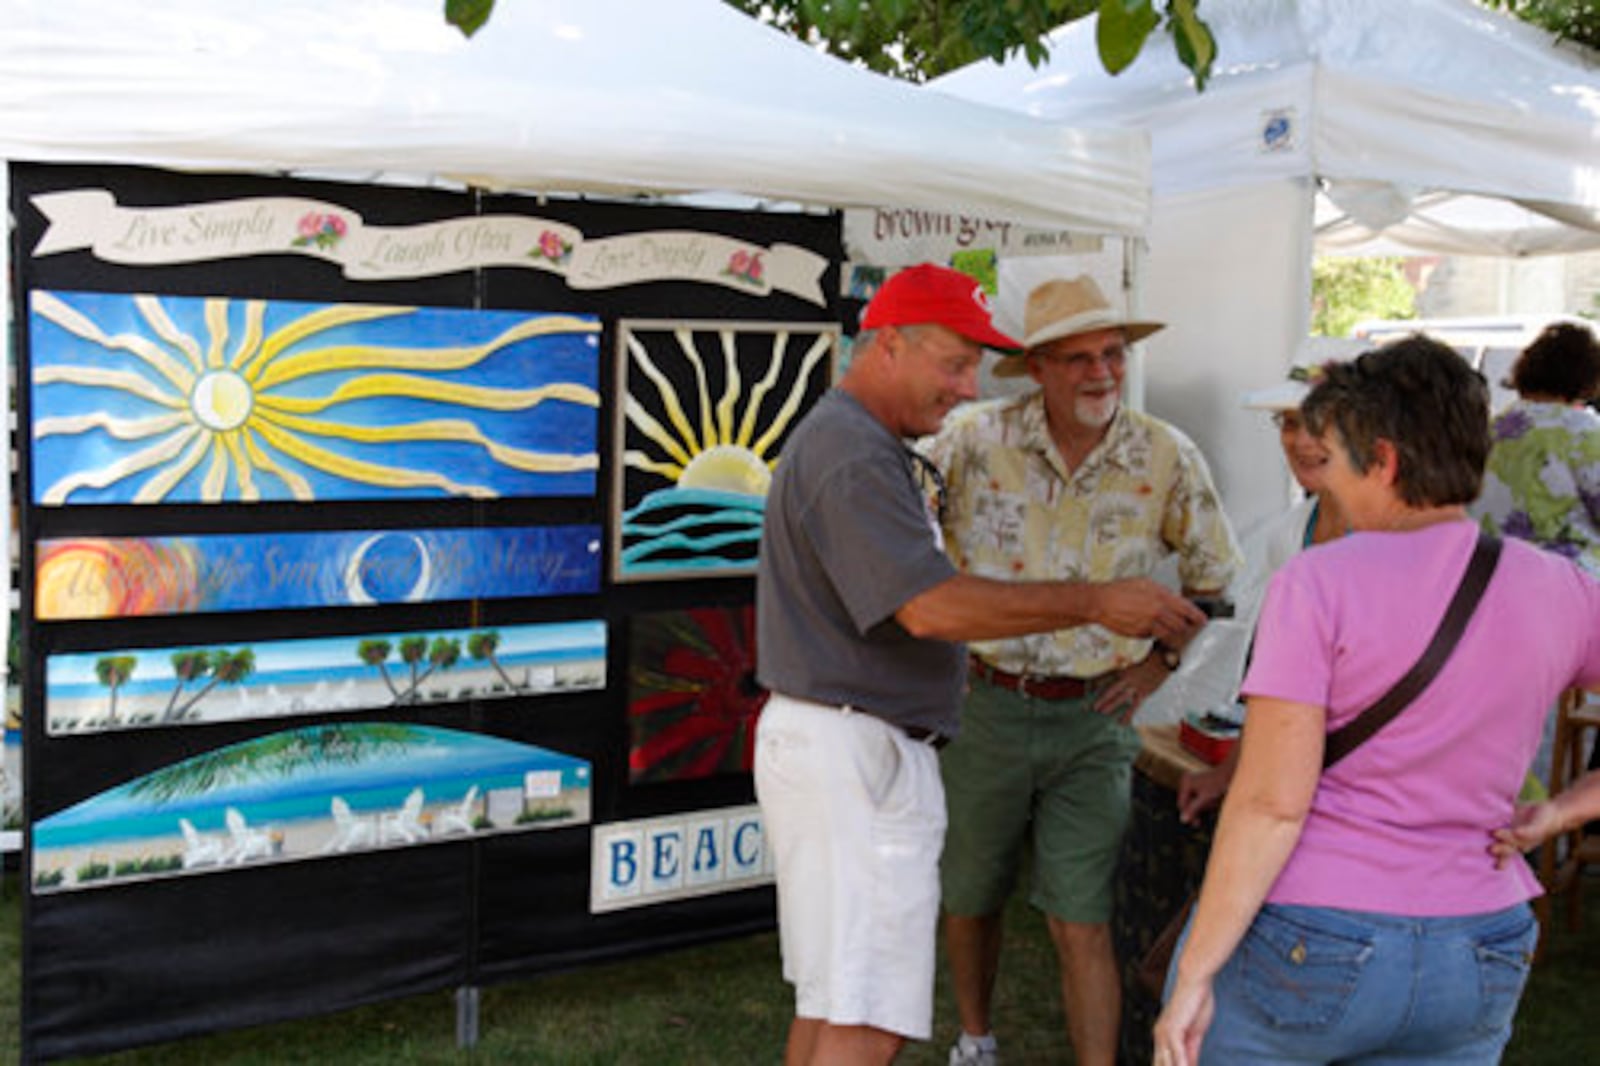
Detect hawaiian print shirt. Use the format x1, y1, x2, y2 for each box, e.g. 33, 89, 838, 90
922, 392, 1241, 679
1473, 399, 1600, 579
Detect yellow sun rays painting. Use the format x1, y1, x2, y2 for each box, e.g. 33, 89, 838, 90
29, 290, 602, 505
613, 320, 836, 581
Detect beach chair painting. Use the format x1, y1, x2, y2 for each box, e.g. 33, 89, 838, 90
29, 290, 602, 505
323, 797, 377, 854
223, 807, 274, 864
611, 320, 834, 582
178, 818, 225, 869
29, 722, 592, 893
35, 524, 601, 621
45, 619, 607, 735
379, 787, 426, 845
435, 785, 480, 836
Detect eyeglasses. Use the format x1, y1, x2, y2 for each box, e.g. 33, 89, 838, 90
1033, 345, 1127, 372
904, 448, 948, 525
1272, 411, 1306, 433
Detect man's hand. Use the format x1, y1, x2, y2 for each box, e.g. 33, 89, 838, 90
1094, 656, 1172, 723
1088, 579, 1207, 646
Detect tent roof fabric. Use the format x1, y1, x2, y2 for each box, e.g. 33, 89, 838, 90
935, 0, 1600, 252
0, 0, 1150, 236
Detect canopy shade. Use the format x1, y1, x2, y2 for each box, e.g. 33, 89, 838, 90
0, 0, 1150, 236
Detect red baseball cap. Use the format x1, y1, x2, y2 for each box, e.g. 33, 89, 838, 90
860, 264, 1021, 352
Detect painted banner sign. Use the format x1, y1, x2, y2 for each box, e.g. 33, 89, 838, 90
30, 190, 829, 304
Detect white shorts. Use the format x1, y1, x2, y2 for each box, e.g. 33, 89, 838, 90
753, 692, 947, 1040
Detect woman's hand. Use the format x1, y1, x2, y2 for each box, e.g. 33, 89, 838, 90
1153, 973, 1215, 1066
1095, 655, 1173, 723
1491, 802, 1563, 868
1177, 766, 1229, 825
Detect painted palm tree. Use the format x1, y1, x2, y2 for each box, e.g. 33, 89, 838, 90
129, 722, 427, 802
163, 650, 214, 722
357, 639, 400, 702
399, 637, 462, 703
467, 630, 522, 692
94, 655, 137, 724
397, 636, 429, 703
171, 649, 257, 720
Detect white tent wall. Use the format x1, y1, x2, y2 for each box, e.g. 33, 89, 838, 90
1141, 179, 1317, 534
935, 0, 1600, 535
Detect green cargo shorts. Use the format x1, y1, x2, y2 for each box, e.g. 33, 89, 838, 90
939, 674, 1142, 923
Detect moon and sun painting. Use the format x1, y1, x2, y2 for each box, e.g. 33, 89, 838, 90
30, 722, 593, 893
28, 290, 601, 505
35, 525, 601, 620
46, 619, 606, 735
613, 320, 835, 582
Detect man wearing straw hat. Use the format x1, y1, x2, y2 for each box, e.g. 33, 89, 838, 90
925, 275, 1240, 1066
755, 264, 1208, 1066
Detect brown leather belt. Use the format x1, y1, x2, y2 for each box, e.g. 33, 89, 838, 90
969, 655, 1109, 701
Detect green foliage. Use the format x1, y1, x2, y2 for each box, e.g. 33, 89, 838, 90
1310, 256, 1417, 338
444, 0, 494, 37
1479, 0, 1600, 51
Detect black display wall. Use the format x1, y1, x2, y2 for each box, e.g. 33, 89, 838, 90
12, 162, 842, 1062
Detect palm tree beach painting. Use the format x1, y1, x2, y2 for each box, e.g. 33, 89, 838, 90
29, 290, 601, 505
30, 723, 592, 893
46, 620, 606, 734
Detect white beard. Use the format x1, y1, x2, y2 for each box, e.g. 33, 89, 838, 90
1075, 391, 1119, 428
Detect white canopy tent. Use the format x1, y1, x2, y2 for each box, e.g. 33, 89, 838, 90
936, 0, 1600, 532
0, 0, 1155, 850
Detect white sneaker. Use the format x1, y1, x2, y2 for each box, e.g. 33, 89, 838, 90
948, 1037, 999, 1066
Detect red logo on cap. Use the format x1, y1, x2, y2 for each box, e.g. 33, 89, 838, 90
971, 285, 992, 314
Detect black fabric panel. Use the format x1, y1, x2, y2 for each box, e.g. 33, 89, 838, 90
26, 847, 470, 1061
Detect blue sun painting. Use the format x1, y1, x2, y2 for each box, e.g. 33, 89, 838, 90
36, 525, 601, 620
613, 320, 834, 582
29, 290, 601, 505
30, 722, 593, 892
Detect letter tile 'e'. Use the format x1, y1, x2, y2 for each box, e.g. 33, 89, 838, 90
646, 824, 686, 894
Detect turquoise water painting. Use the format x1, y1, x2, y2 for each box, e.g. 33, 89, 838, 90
32, 723, 592, 893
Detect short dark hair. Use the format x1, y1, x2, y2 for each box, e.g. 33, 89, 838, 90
1504, 322, 1600, 402
1302, 334, 1490, 508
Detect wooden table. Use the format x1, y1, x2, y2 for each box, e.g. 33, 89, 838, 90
1114, 723, 1216, 1064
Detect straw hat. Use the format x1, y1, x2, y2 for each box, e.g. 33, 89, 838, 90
993, 275, 1166, 378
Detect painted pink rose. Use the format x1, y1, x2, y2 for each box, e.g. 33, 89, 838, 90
297, 212, 323, 238
728, 250, 750, 274
539, 231, 564, 259
747, 253, 764, 281
326, 215, 348, 237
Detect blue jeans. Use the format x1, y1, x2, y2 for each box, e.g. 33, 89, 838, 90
1181, 902, 1537, 1065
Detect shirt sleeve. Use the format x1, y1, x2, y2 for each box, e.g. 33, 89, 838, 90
802, 451, 958, 636
1240, 559, 1336, 710
1162, 436, 1244, 592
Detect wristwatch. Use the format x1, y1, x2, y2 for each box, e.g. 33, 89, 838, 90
1155, 642, 1181, 671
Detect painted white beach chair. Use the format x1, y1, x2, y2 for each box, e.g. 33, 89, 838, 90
179, 818, 226, 869
223, 807, 274, 864
379, 787, 426, 845
322, 796, 377, 853
435, 785, 480, 836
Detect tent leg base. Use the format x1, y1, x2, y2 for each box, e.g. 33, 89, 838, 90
455, 985, 480, 1049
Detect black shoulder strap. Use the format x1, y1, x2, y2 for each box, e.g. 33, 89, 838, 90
1322, 533, 1502, 769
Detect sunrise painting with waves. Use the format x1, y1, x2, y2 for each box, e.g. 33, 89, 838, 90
613, 320, 834, 582
28, 290, 601, 505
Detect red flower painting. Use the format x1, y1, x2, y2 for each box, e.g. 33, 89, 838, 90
627, 606, 767, 784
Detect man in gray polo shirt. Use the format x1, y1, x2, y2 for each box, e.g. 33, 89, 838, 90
755, 263, 1207, 1066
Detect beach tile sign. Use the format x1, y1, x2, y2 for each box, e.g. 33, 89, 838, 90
590, 803, 772, 913
29, 290, 601, 505
611, 320, 834, 582
31, 722, 593, 893
46, 620, 606, 735
627, 606, 766, 784
35, 525, 601, 620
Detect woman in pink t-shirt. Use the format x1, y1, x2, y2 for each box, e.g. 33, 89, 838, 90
1153, 336, 1600, 1066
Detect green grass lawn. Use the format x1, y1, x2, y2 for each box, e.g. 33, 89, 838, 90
3, 869, 1597, 1064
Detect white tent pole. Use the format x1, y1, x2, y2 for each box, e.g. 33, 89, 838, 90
1123, 235, 1146, 412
